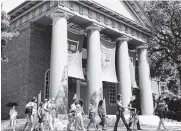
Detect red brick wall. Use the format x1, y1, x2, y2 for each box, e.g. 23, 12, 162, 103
1, 26, 31, 119
1, 23, 51, 120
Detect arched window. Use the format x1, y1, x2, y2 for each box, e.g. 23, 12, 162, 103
44, 69, 50, 99
108, 82, 117, 105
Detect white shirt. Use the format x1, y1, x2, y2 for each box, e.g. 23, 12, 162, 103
26, 102, 37, 115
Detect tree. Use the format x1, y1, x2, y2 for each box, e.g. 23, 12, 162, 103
140, 1, 181, 94
1, 5, 19, 62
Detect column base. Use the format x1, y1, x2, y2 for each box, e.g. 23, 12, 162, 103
54, 114, 69, 130
139, 115, 159, 126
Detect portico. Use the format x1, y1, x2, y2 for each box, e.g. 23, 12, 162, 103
5, 0, 155, 122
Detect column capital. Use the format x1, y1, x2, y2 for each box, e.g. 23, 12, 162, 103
137, 45, 148, 50
115, 36, 132, 42
85, 23, 104, 31
49, 12, 73, 20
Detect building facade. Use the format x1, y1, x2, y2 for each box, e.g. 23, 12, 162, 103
2, 0, 156, 120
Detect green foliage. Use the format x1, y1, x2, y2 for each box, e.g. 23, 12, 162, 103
140, 1, 181, 93
1, 9, 19, 61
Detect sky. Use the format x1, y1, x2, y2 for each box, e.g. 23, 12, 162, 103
1, 0, 26, 13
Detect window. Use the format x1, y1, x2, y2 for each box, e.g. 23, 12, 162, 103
108, 82, 117, 105
44, 69, 50, 99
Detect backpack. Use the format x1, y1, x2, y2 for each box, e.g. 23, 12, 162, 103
25, 106, 33, 114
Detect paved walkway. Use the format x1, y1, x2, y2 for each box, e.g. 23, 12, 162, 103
2, 118, 181, 131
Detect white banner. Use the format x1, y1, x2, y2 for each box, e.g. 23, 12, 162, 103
129, 50, 137, 88
101, 38, 118, 83
68, 31, 84, 80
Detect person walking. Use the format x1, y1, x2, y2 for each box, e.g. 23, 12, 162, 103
48, 98, 58, 131
24, 97, 38, 131
43, 99, 50, 130
38, 102, 46, 131
128, 96, 142, 130
97, 100, 107, 130
113, 94, 131, 131
87, 99, 98, 131
9, 105, 18, 131
75, 99, 86, 131
154, 95, 168, 131
67, 98, 77, 131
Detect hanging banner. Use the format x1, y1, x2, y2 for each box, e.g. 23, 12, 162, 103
129, 50, 137, 88
101, 38, 118, 83
68, 31, 85, 80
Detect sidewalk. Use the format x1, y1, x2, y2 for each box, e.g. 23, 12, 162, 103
1, 118, 181, 131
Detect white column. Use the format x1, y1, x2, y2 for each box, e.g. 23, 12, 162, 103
138, 46, 154, 115
86, 24, 103, 108
116, 37, 132, 107
76, 79, 80, 100
49, 12, 70, 114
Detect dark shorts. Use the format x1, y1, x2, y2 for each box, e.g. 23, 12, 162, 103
38, 116, 45, 123
157, 111, 165, 119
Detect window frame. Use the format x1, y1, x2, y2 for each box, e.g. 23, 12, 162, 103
44, 69, 50, 100
108, 82, 117, 106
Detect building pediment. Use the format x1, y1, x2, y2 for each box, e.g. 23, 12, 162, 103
8, 0, 154, 44
90, 0, 154, 31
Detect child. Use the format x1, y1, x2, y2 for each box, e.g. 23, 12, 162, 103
38, 102, 45, 131
9, 105, 18, 131
87, 99, 98, 131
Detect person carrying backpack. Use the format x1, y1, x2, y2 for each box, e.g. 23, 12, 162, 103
24, 97, 37, 131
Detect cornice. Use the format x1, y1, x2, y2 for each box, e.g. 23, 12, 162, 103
126, 1, 156, 32
8, 0, 151, 44
10, 1, 58, 30
58, 1, 149, 43
78, 0, 152, 34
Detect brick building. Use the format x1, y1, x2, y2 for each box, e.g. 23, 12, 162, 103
2, 0, 157, 120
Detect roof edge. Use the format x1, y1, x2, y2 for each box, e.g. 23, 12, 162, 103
8, 0, 31, 15
134, 1, 156, 32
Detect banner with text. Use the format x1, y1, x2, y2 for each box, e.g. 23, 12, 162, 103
101, 38, 118, 83
129, 50, 137, 88
68, 31, 85, 80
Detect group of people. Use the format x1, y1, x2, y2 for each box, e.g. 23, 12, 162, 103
23, 97, 58, 131
67, 97, 107, 131
113, 94, 142, 131
114, 94, 169, 131
8, 93, 169, 131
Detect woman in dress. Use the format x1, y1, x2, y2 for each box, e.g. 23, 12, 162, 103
87, 99, 98, 131
9, 105, 18, 131
97, 100, 107, 130
154, 95, 168, 131
24, 97, 38, 131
